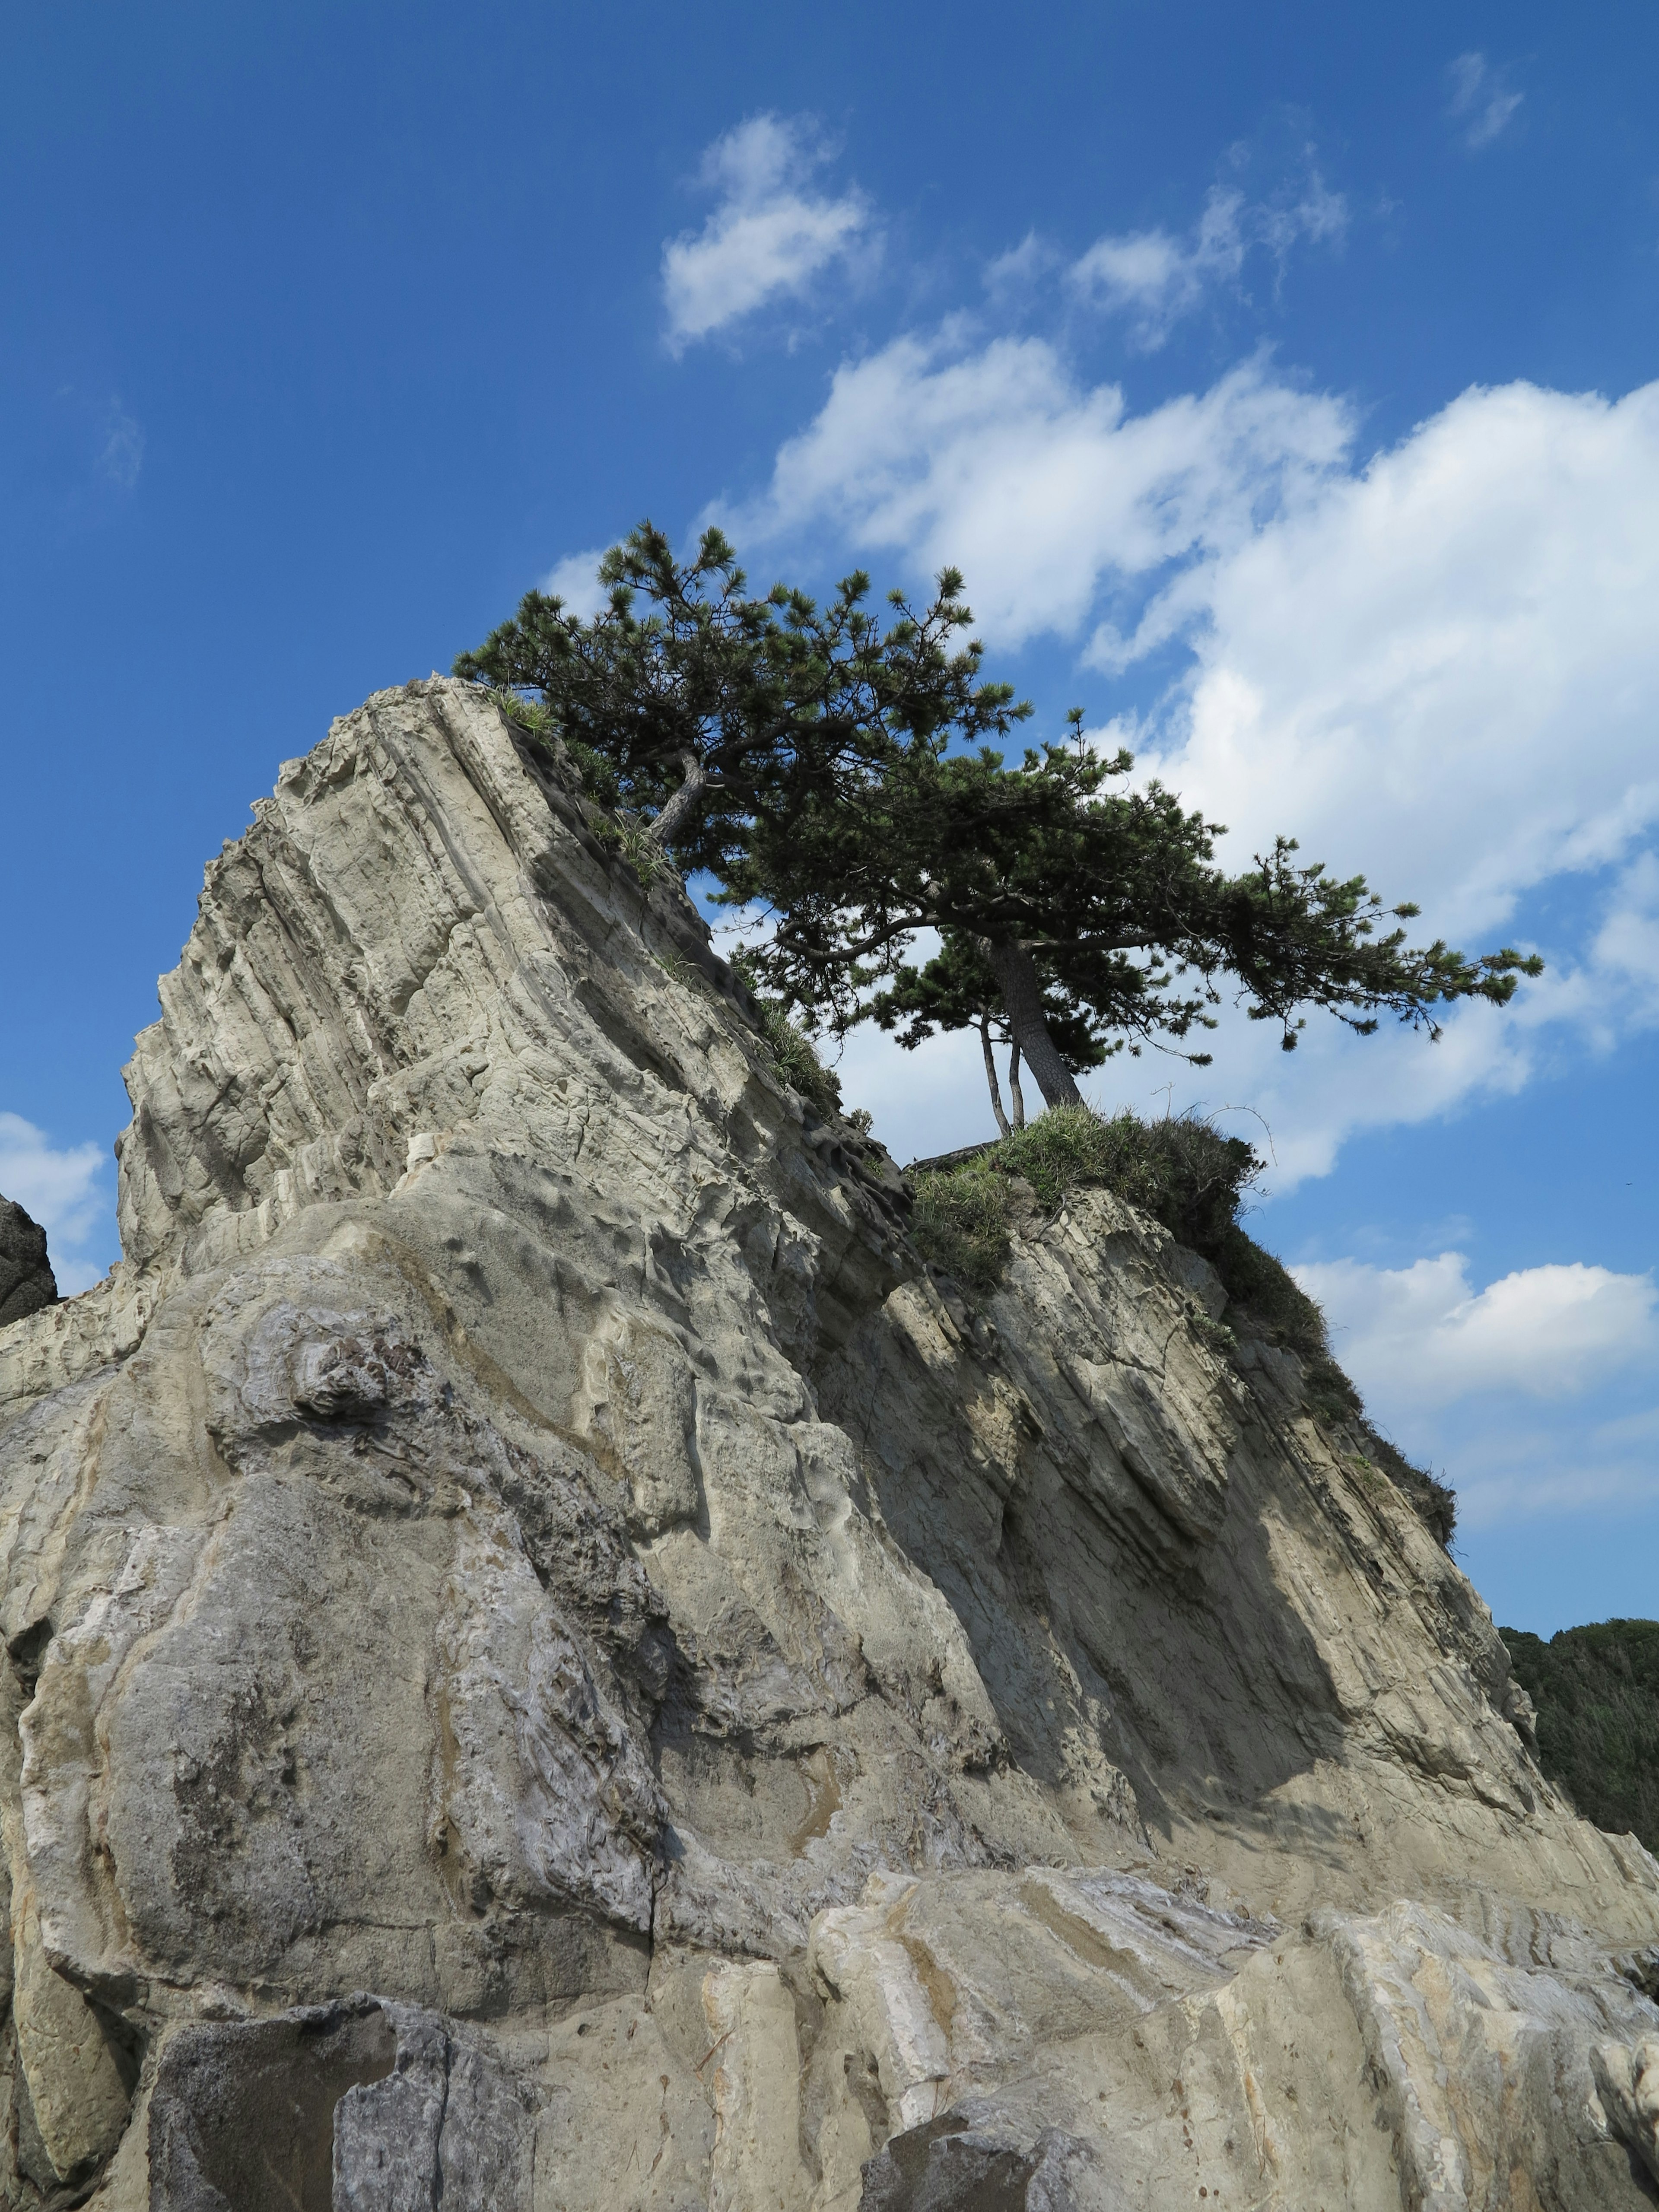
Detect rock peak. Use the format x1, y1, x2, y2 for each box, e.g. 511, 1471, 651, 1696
0, 681, 1655, 2206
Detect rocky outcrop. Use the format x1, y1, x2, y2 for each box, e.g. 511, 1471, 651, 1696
0, 1202, 55, 1330
0, 679, 1655, 2209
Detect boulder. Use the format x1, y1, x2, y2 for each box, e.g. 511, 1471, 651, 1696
0, 1195, 56, 1327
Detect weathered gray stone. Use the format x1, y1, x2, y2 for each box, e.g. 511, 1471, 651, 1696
0, 1196, 56, 1329
0, 680, 1650, 2208
859, 2113, 1096, 2211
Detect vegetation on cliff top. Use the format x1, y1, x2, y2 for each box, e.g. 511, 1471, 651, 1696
909, 1104, 1456, 1544
909, 1105, 1311, 1330
459, 522, 1542, 1137
1500, 1619, 1659, 1852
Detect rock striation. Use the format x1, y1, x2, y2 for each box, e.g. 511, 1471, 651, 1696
0, 1203, 55, 1331
0, 678, 1656, 2209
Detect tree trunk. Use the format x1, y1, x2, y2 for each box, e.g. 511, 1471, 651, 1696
1007, 1041, 1026, 1131
979, 938, 1082, 1109
979, 1020, 1011, 1138
647, 750, 708, 850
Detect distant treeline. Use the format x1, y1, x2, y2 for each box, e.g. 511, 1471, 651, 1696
1502, 1619, 1659, 1853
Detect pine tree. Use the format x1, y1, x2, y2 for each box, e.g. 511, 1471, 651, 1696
454, 523, 1028, 877
728, 720, 1541, 1110
870, 933, 1111, 1135
460, 528, 1543, 1112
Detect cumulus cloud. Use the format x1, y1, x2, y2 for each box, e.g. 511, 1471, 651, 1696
1294, 1249, 1659, 1408
1448, 54, 1524, 151
731, 327, 1659, 1179
661, 115, 871, 353
737, 335, 1351, 645
1068, 173, 1346, 349
1060, 378, 1659, 1180
1130, 379, 1659, 944
744, 340, 1659, 970
1290, 1246, 1659, 1532
0, 1113, 109, 1294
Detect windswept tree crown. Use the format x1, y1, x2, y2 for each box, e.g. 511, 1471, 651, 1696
454, 521, 1029, 874
458, 524, 1543, 1122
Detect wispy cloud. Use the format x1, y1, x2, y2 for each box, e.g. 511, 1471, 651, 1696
1068, 171, 1347, 350
983, 230, 1058, 304
661, 115, 872, 354
1447, 53, 1524, 151
99, 399, 145, 490
0, 1112, 109, 1294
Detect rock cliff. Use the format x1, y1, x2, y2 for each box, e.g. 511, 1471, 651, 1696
1, 679, 1657, 2210
0, 1204, 55, 1332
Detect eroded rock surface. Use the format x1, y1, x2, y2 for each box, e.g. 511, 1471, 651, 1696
0, 680, 1654, 2208
0, 1204, 55, 1332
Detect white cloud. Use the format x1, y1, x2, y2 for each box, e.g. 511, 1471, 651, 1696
1448, 53, 1524, 151
733, 324, 1659, 1180
1131, 380, 1659, 946
737, 335, 1351, 645
1584, 852, 1659, 1032
662, 115, 871, 353
1294, 1250, 1659, 1408
983, 230, 1059, 305
540, 546, 611, 620
1060, 378, 1659, 1180
0, 1113, 108, 1295
1288, 1246, 1659, 1533
1068, 173, 1346, 349
99, 400, 144, 490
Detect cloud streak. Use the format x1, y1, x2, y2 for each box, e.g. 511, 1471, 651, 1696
1448, 53, 1524, 151
1068, 172, 1346, 349
99, 400, 145, 490
662, 115, 871, 353
1295, 1250, 1659, 1408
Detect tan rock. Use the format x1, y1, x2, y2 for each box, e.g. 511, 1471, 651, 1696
0, 678, 1650, 2205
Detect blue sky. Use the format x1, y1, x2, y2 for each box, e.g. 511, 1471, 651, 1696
4, 2, 1659, 1633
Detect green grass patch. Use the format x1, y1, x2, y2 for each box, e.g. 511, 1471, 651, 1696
752, 1000, 843, 1117
908, 1166, 1013, 1292
905, 1104, 1453, 1544
906, 1105, 1327, 1350
488, 688, 625, 808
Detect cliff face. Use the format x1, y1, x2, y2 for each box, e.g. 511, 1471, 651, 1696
1, 680, 1657, 2211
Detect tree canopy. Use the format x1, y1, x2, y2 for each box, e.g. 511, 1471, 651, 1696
457, 524, 1543, 1128
453, 521, 1027, 876
726, 728, 1539, 1112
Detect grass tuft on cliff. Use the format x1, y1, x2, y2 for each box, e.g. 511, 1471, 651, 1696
907, 1105, 1319, 1344
1500, 1619, 1659, 1852
753, 1000, 842, 1116
909, 1104, 1456, 1544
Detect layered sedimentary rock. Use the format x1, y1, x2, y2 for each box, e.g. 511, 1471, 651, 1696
0, 679, 1656, 2209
